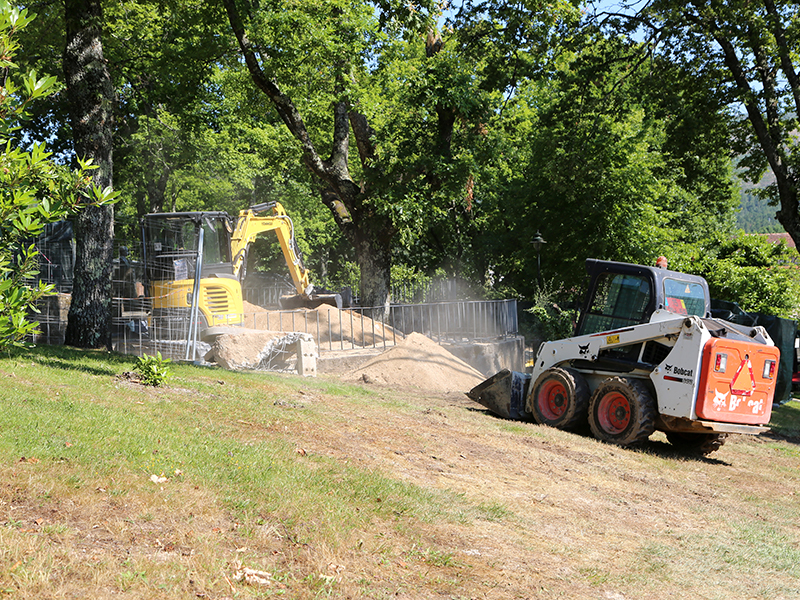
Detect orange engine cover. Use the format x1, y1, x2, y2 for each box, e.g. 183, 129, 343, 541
696, 338, 779, 425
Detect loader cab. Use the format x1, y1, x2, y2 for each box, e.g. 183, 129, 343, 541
575, 259, 710, 337
142, 212, 235, 284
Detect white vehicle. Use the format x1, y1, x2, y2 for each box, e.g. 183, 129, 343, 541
469, 259, 780, 455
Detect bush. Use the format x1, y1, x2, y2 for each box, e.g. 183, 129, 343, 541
523, 279, 578, 344
133, 352, 171, 387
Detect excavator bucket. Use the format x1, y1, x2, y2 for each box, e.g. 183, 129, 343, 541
278, 292, 343, 310
466, 369, 532, 421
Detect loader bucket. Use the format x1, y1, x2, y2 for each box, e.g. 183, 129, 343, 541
466, 369, 532, 421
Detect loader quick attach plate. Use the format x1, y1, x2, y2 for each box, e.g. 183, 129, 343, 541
696, 338, 780, 425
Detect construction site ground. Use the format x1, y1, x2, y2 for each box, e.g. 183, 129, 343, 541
2, 336, 799, 599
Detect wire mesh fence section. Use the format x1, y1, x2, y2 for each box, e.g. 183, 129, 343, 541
236, 306, 399, 352
28, 296, 519, 358
389, 300, 518, 344
234, 300, 518, 352
391, 277, 484, 304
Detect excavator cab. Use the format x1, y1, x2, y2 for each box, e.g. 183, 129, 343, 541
142, 212, 244, 338
143, 212, 235, 282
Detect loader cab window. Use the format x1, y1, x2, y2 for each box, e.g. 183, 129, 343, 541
579, 273, 652, 336
663, 278, 706, 317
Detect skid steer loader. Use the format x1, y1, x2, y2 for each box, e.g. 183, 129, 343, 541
468, 259, 780, 455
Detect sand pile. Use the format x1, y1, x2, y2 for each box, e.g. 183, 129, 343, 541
343, 332, 485, 393
240, 301, 398, 347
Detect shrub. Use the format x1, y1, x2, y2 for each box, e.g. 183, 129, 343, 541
133, 352, 171, 387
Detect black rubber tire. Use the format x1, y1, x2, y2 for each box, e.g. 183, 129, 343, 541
665, 432, 728, 456
588, 377, 656, 446
529, 367, 590, 431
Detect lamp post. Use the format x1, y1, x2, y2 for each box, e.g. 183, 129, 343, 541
531, 231, 546, 289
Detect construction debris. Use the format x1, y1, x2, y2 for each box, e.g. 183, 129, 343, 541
204, 330, 317, 376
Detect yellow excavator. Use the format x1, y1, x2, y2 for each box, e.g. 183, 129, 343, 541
141, 202, 340, 338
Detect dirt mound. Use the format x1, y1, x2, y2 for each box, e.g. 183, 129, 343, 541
344, 332, 484, 393
240, 301, 398, 347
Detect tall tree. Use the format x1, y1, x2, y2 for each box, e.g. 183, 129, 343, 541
221, 0, 579, 310
605, 0, 800, 252
63, 0, 115, 349
470, 32, 740, 296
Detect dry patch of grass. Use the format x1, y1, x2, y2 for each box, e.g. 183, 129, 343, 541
1, 345, 799, 599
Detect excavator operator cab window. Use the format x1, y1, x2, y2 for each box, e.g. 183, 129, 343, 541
579, 273, 652, 336
663, 278, 705, 317
200, 218, 230, 266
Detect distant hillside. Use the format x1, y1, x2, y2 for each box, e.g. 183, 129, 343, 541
737, 190, 782, 233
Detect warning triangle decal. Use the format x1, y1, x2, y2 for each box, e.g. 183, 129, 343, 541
730, 358, 756, 396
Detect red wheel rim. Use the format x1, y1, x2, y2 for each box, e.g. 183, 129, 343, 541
597, 391, 630, 434
537, 379, 569, 421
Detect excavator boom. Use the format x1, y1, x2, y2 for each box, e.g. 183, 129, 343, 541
230, 201, 341, 309
231, 201, 312, 296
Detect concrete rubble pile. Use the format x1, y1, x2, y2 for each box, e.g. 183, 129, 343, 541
204, 330, 317, 377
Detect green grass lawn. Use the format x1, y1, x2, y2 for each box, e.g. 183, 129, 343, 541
1, 343, 799, 599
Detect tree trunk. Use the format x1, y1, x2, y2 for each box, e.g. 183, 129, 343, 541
354, 225, 392, 311
63, 0, 115, 349
223, 0, 397, 313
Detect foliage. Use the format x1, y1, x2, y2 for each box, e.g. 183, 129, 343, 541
523, 279, 578, 344
470, 32, 740, 297
0, 2, 114, 350
738, 189, 782, 233
221, 0, 587, 308
10, 0, 791, 320
613, 0, 800, 256
669, 234, 800, 318
133, 351, 171, 387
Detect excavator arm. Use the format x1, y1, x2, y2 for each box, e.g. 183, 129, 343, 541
230, 201, 313, 296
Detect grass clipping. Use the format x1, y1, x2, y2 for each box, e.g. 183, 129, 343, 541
343, 332, 484, 393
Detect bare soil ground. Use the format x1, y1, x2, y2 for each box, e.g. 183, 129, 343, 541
291, 384, 800, 599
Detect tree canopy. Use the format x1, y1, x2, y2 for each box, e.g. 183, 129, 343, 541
9, 0, 799, 319
600, 0, 800, 255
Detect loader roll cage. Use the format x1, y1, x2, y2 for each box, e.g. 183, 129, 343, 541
576, 259, 711, 337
